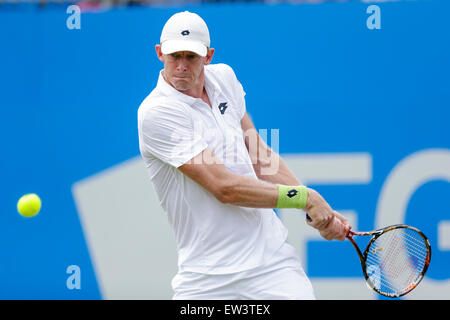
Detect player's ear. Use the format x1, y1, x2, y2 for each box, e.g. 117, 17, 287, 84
204, 47, 214, 65
155, 44, 164, 62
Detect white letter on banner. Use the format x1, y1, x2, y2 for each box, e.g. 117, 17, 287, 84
366, 5, 381, 30
66, 265, 81, 290
66, 5, 81, 30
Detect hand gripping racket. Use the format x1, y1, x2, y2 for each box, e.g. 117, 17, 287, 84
306, 215, 432, 297
346, 224, 431, 298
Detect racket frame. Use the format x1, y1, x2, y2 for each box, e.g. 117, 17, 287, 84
346, 224, 432, 298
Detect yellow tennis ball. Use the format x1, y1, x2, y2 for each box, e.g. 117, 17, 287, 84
17, 193, 41, 217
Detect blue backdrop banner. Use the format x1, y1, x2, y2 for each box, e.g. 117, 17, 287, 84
1, 0, 449, 299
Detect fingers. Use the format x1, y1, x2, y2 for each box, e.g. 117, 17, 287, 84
333, 210, 352, 231
306, 212, 333, 230
319, 216, 349, 241
306, 210, 350, 241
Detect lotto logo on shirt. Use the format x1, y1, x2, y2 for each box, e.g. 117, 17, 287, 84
218, 102, 228, 114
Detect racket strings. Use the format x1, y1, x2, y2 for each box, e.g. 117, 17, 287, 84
367, 230, 427, 292
365, 227, 428, 296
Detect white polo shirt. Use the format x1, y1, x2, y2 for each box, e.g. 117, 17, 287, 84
137, 63, 288, 274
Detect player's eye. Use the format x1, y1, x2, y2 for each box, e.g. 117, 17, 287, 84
169, 53, 198, 61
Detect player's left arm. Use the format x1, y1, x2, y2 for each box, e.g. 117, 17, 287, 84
241, 111, 300, 185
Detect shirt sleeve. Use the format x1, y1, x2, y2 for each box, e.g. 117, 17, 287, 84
139, 103, 208, 168
218, 63, 247, 121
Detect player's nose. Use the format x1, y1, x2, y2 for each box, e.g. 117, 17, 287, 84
176, 57, 188, 71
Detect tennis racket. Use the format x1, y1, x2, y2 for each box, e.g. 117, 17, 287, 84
346, 224, 432, 298
306, 215, 432, 297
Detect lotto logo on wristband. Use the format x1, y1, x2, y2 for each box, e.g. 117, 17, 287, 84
276, 185, 308, 209
287, 189, 298, 198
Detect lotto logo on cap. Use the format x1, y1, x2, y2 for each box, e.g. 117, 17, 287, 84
160, 11, 210, 57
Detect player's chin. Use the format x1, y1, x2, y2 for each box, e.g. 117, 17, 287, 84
172, 80, 192, 91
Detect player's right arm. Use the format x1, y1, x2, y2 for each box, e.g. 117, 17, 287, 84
178, 147, 349, 240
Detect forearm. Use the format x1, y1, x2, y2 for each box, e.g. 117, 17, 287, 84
218, 173, 279, 208
221, 173, 311, 208
224, 145, 303, 207
219, 175, 348, 239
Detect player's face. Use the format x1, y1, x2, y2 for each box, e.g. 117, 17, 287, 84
163, 51, 205, 91
156, 45, 214, 93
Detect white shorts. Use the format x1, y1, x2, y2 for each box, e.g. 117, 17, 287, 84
172, 242, 315, 300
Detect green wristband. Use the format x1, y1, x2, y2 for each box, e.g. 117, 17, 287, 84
276, 185, 308, 209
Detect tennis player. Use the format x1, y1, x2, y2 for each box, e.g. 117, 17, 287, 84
138, 11, 351, 300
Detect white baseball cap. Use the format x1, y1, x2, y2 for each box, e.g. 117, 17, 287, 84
160, 11, 210, 57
